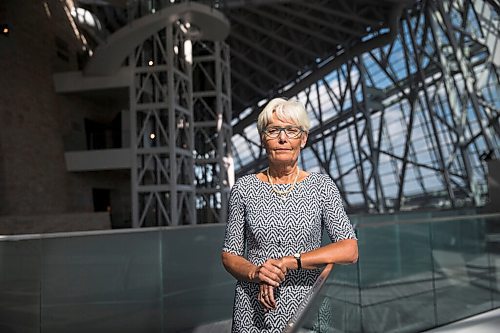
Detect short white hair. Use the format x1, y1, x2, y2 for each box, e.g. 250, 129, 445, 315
257, 98, 311, 134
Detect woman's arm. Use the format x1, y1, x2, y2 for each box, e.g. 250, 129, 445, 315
280, 238, 358, 270
221, 179, 288, 286
221, 251, 287, 287
278, 175, 359, 271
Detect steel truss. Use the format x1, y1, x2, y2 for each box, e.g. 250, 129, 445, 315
193, 41, 233, 224
234, 0, 500, 212
130, 23, 196, 227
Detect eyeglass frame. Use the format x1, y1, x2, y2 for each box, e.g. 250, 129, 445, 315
262, 126, 305, 139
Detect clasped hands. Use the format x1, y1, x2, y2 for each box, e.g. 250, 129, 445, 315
254, 257, 290, 310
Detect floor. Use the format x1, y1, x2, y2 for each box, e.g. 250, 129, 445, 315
423, 308, 500, 333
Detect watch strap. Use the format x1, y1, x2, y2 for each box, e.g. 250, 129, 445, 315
294, 253, 302, 270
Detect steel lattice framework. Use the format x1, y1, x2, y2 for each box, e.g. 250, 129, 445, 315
78, 0, 499, 220
233, 0, 500, 213
193, 40, 233, 224
130, 24, 196, 227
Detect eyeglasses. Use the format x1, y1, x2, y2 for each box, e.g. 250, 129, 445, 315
263, 126, 304, 139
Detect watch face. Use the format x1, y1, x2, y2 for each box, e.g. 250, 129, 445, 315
294, 253, 300, 259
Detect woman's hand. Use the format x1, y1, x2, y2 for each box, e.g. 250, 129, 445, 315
222, 252, 292, 285
258, 283, 276, 310
255, 258, 288, 287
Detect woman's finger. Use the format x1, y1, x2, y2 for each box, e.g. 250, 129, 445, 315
259, 263, 285, 285
258, 284, 275, 310
264, 259, 287, 276
266, 285, 276, 309
258, 268, 280, 287
259, 273, 280, 287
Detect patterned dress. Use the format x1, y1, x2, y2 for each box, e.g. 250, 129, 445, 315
222, 172, 357, 333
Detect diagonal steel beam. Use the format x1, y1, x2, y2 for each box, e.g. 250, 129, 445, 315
230, 47, 286, 83
230, 13, 319, 59
233, 2, 406, 135
268, 2, 368, 37
295, 1, 383, 26
244, 5, 343, 45
230, 30, 299, 71
231, 68, 268, 96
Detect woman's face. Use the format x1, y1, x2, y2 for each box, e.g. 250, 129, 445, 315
262, 113, 308, 166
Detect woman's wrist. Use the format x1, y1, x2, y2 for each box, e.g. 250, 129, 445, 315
283, 256, 299, 270
248, 265, 260, 282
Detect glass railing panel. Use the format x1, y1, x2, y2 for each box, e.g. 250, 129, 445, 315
289, 213, 500, 333
485, 217, 500, 308
431, 217, 494, 325
162, 224, 234, 331
493, 250, 500, 307
358, 222, 436, 333
40, 230, 161, 333
325, 264, 361, 333
2, 212, 497, 333
290, 266, 362, 333
486, 216, 500, 308
289, 239, 361, 333
0, 238, 41, 333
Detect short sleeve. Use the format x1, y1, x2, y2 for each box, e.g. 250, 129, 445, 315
321, 175, 357, 242
222, 179, 246, 256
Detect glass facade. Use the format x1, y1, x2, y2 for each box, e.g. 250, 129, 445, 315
233, 0, 500, 213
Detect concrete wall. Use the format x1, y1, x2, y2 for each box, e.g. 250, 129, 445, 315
0, 0, 130, 231
1, 0, 72, 215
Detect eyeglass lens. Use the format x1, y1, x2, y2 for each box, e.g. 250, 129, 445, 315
265, 127, 302, 138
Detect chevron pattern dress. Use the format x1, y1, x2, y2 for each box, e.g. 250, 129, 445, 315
222, 172, 357, 333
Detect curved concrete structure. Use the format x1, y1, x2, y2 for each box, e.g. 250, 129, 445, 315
84, 2, 230, 76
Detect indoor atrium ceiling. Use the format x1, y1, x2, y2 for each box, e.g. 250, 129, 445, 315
77, 0, 415, 127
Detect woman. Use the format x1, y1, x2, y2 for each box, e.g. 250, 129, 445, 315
222, 98, 358, 332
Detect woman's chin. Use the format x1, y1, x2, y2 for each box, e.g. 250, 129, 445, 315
269, 157, 295, 165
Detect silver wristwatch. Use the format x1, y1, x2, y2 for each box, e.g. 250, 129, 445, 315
293, 252, 302, 270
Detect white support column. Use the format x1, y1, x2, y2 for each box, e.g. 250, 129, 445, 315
130, 23, 195, 227
193, 41, 233, 224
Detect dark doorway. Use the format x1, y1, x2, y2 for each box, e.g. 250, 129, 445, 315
84, 113, 122, 150
92, 188, 111, 212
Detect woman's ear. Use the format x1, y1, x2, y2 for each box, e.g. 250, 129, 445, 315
300, 132, 308, 148
260, 134, 268, 150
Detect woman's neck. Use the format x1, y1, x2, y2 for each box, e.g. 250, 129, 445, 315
268, 163, 299, 183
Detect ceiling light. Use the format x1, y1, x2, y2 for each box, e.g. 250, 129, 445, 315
1, 24, 10, 36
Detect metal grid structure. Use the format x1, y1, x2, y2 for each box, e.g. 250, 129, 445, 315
130, 24, 196, 227
223, 0, 403, 115
193, 40, 233, 224
232, 0, 500, 213
222, 0, 412, 174
75, 0, 499, 221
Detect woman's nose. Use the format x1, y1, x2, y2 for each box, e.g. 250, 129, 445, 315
278, 130, 287, 142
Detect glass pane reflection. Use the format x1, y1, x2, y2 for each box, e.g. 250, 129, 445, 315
290, 214, 500, 333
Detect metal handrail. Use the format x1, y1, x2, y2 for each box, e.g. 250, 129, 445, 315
284, 264, 334, 333
0, 222, 224, 241
356, 212, 500, 228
